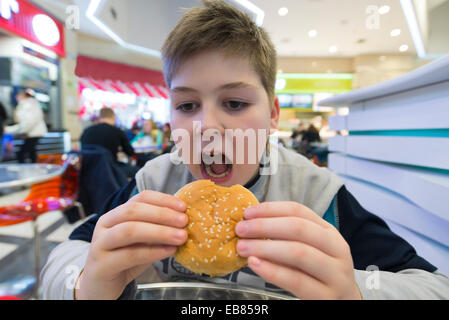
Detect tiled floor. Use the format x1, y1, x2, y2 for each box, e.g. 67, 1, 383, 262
0, 189, 83, 283
0, 189, 159, 296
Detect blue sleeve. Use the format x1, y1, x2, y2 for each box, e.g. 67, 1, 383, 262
69, 179, 137, 243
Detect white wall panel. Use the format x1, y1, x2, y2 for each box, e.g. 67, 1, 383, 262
342, 177, 449, 248
347, 81, 449, 131
346, 136, 449, 170
329, 154, 449, 221
383, 218, 449, 276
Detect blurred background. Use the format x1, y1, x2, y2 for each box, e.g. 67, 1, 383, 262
0, 0, 448, 298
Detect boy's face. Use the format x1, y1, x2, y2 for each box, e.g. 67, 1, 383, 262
169, 50, 279, 187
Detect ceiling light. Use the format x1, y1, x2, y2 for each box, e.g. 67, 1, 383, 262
391, 29, 401, 37
308, 29, 317, 38
329, 45, 338, 53
400, 0, 426, 58
278, 7, 288, 16
378, 5, 390, 15
275, 78, 287, 90
399, 44, 409, 52
230, 0, 265, 26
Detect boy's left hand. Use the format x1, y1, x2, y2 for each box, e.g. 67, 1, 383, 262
235, 202, 362, 300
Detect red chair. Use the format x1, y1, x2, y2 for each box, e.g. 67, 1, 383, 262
0, 154, 84, 226
0, 153, 84, 298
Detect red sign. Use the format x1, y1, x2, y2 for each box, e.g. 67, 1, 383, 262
0, 0, 65, 57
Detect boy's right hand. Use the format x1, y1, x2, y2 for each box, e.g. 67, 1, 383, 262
74, 191, 188, 300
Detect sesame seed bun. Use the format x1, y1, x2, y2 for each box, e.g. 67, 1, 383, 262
174, 179, 259, 277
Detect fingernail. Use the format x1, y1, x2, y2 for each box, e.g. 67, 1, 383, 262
174, 230, 186, 240
236, 241, 248, 255
177, 214, 187, 225
249, 256, 261, 267
235, 221, 247, 235
244, 207, 254, 218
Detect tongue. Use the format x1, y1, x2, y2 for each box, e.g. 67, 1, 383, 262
210, 163, 228, 175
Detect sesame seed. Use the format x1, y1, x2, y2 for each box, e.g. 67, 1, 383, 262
207, 244, 210, 248
200, 196, 205, 199
234, 207, 238, 211
199, 244, 203, 248
196, 262, 199, 266
219, 247, 223, 251
191, 257, 195, 262
204, 258, 208, 263
224, 208, 228, 212
226, 235, 231, 239
226, 228, 230, 232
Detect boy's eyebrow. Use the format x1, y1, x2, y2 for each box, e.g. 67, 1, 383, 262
171, 82, 258, 93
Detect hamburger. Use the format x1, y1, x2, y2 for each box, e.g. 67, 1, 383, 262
174, 179, 259, 277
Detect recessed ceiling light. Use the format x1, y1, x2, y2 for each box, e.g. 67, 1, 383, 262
378, 5, 390, 15
391, 29, 401, 37
399, 44, 409, 52
278, 7, 288, 16
308, 29, 317, 38
329, 45, 338, 53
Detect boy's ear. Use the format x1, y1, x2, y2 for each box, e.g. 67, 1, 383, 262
270, 95, 280, 131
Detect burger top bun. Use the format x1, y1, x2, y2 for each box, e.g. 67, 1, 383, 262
174, 179, 259, 277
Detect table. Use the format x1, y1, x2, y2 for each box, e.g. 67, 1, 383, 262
0, 164, 64, 190
0, 163, 64, 299
133, 145, 163, 154
136, 281, 297, 300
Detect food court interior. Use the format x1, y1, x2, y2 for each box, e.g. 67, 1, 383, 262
0, 0, 448, 299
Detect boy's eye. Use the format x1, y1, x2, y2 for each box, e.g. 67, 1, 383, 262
223, 100, 249, 111
176, 102, 199, 112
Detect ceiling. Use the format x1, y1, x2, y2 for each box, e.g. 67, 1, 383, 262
32, 0, 449, 58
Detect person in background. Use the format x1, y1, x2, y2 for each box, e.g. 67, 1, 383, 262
301, 124, 321, 144
161, 122, 173, 154
5, 89, 48, 163
80, 108, 138, 178
131, 119, 163, 148
297, 124, 322, 159
0, 102, 7, 161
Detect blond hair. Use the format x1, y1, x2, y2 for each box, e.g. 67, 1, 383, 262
162, 0, 277, 104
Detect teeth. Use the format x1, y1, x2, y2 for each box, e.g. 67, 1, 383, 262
204, 164, 231, 178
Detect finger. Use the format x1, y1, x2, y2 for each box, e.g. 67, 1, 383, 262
237, 239, 338, 284
245, 202, 332, 229
102, 244, 177, 275
235, 217, 340, 257
100, 201, 188, 229
247, 256, 329, 300
100, 221, 188, 250
129, 190, 187, 212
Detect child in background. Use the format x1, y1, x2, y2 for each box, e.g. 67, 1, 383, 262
40, 0, 449, 300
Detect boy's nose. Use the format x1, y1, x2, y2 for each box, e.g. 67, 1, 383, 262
198, 105, 225, 135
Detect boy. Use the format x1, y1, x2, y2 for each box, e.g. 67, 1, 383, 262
41, 0, 449, 300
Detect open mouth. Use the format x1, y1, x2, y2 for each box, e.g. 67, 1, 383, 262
200, 153, 233, 183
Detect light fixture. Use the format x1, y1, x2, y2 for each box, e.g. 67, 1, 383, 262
400, 0, 426, 58
275, 78, 287, 90
229, 0, 265, 26
329, 45, 338, 53
278, 7, 288, 16
378, 5, 390, 15
390, 29, 401, 37
399, 44, 409, 52
32, 14, 61, 46
87, 0, 265, 57
308, 29, 317, 38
